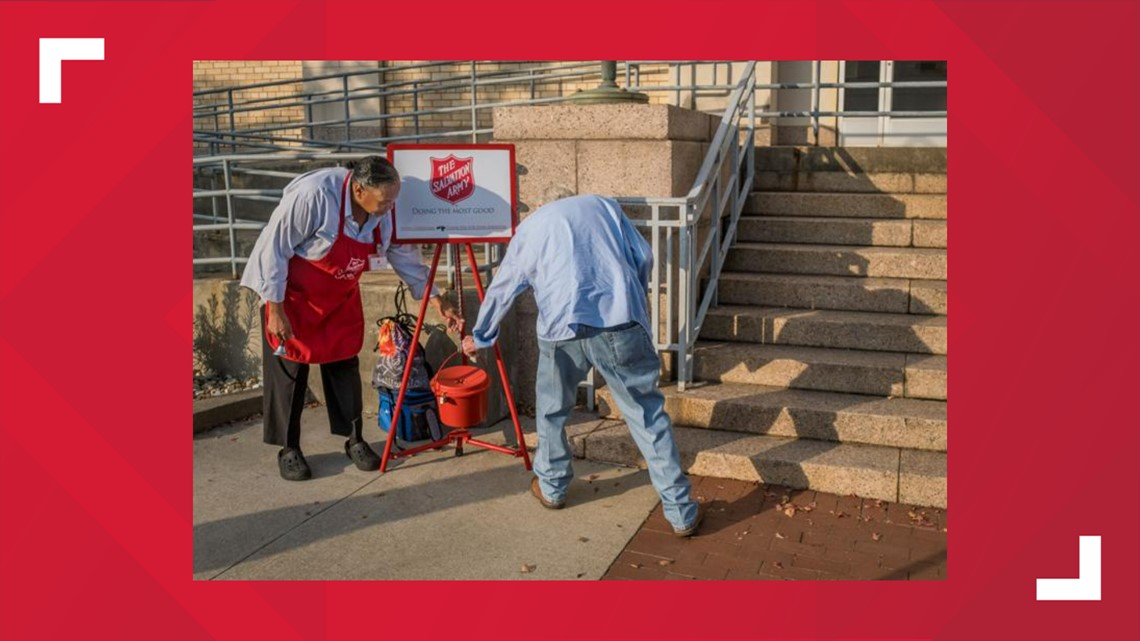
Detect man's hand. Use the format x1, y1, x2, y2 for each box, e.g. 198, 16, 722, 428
431, 294, 464, 334
266, 301, 294, 342
461, 335, 479, 363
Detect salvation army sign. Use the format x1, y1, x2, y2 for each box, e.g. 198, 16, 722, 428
387, 144, 517, 244
430, 155, 475, 204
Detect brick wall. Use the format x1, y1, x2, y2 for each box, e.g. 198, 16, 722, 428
193, 60, 305, 152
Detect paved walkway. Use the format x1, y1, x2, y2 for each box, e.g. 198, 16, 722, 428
194, 412, 661, 580
195, 411, 946, 581
604, 476, 947, 580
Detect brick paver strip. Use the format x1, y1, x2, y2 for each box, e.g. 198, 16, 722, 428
603, 476, 947, 581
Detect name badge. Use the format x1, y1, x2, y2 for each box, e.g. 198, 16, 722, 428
368, 253, 389, 271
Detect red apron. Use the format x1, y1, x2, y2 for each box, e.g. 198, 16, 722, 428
266, 173, 378, 364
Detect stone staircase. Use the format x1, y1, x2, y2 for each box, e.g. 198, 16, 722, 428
591, 147, 948, 507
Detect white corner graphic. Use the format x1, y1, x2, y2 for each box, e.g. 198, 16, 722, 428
39, 38, 104, 104
1036, 535, 1101, 601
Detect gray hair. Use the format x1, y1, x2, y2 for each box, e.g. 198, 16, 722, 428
535, 184, 575, 208
348, 156, 400, 188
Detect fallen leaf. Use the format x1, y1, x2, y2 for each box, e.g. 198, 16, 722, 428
629, 563, 641, 569
577, 537, 590, 543
229, 437, 239, 442
783, 506, 796, 518
520, 564, 536, 573
798, 505, 814, 513
587, 474, 599, 482
772, 561, 784, 570
874, 499, 885, 508
871, 532, 882, 541
775, 532, 787, 540
576, 573, 585, 578
657, 559, 673, 566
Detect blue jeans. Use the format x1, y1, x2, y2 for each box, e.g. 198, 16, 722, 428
534, 323, 699, 531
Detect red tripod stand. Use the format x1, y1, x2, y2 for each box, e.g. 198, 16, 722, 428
378, 242, 531, 473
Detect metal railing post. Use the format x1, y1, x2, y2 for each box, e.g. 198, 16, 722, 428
412, 80, 420, 138
711, 167, 722, 309
306, 98, 315, 142
470, 61, 479, 143
222, 159, 238, 279
342, 75, 352, 142
210, 172, 220, 223
226, 89, 236, 152
677, 203, 691, 392
674, 63, 681, 107
812, 60, 822, 145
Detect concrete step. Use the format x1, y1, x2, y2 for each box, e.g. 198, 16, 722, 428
912, 220, 947, 248
738, 215, 948, 248
701, 306, 947, 355
903, 354, 947, 401
548, 417, 945, 507
596, 381, 946, 451
692, 342, 946, 400
717, 272, 947, 315
755, 146, 947, 175
756, 171, 947, 194
746, 192, 946, 219
724, 243, 947, 280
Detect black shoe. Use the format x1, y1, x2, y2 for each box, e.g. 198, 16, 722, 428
278, 447, 312, 481
345, 438, 381, 471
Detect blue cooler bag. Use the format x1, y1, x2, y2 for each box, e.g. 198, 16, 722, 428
378, 387, 444, 444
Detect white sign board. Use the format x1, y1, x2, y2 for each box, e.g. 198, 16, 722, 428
387, 144, 517, 244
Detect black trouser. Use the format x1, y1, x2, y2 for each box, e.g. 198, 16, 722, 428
261, 307, 364, 448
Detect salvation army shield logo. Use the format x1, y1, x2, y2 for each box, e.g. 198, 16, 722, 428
429, 155, 475, 205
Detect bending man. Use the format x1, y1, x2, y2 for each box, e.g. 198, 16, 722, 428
462, 191, 702, 537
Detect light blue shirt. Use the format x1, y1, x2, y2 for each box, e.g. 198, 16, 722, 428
240, 167, 438, 303
471, 194, 653, 348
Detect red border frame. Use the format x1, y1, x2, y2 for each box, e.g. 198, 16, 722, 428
386, 143, 518, 245
0, 1, 1137, 639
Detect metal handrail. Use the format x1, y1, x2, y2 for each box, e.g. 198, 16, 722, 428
610, 61, 757, 391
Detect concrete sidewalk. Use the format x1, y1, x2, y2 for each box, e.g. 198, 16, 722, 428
193, 411, 660, 580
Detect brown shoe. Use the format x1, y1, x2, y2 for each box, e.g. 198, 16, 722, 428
530, 477, 565, 510
673, 504, 705, 538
